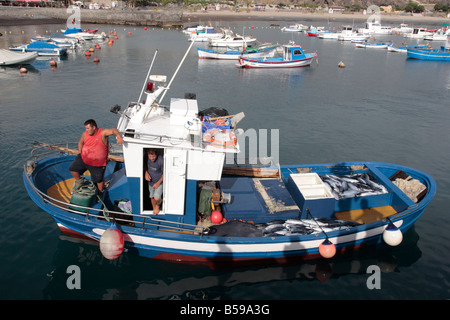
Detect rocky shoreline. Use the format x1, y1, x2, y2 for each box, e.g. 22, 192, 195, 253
0, 6, 448, 27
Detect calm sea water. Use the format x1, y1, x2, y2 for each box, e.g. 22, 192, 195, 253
0, 19, 449, 301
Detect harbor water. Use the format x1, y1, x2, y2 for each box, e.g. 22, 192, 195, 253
0, 20, 449, 301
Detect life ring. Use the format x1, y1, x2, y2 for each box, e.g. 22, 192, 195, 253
203, 129, 237, 148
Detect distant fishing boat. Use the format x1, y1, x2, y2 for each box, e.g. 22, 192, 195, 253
237, 43, 317, 68
281, 24, 308, 32
388, 44, 427, 53
209, 29, 257, 47
197, 44, 278, 60
407, 35, 450, 61
24, 43, 436, 265
407, 46, 450, 61
355, 41, 393, 49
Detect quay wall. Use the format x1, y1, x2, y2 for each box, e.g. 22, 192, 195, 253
0, 7, 184, 27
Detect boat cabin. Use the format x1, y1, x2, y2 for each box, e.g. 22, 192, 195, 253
282, 45, 307, 61
113, 76, 240, 224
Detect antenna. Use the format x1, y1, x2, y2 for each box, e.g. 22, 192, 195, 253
138, 50, 158, 103
158, 36, 197, 105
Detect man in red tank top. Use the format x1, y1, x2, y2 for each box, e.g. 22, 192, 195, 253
69, 119, 123, 192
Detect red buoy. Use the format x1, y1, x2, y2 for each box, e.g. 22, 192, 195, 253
100, 228, 124, 260
210, 210, 223, 224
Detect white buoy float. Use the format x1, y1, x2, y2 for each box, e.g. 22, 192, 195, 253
383, 222, 403, 246
100, 228, 124, 260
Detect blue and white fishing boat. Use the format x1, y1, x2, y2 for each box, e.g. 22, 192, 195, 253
407, 36, 450, 61
9, 41, 67, 56
23, 44, 436, 265
197, 44, 278, 60
237, 43, 317, 68
407, 46, 450, 61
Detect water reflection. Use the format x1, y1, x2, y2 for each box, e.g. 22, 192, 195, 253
43, 227, 421, 300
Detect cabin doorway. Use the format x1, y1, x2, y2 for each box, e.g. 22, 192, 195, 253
143, 148, 165, 214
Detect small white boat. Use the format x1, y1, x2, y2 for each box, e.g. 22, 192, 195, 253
209, 29, 257, 47
404, 27, 434, 39
281, 24, 308, 32
0, 49, 38, 66
355, 42, 393, 49
358, 22, 393, 35
188, 27, 223, 42
62, 27, 95, 40
392, 23, 413, 34
387, 44, 428, 53
424, 28, 450, 41
318, 31, 340, 40
337, 26, 370, 42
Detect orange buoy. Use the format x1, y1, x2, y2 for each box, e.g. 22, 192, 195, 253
318, 239, 336, 259
85, 51, 91, 56
19, 67, 27, 74
144, 27, 147, 30
93, 57, 100, 63
49, 60, 57, 67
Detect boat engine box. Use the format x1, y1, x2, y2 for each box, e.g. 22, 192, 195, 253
287, 173, 335, 218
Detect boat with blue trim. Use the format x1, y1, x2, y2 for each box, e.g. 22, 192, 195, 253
237, 43, 317, 68
10, 41, 67, 56
197, 43, 278, 60
407, 37, 450, 61
23, 44, 436, 265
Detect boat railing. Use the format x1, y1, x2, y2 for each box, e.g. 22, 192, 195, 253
24, 170, 210, 235
24, 145, 210, 235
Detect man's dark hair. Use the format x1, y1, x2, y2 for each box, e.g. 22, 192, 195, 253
84, 119, 98, 128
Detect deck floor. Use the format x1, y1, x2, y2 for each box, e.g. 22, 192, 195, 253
335, 206, 397, 224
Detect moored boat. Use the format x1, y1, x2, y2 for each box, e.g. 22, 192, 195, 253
281, 24, 308, 32
23, 44, 436, 265
355, 41, 393, 49
209, 29, 257, 47
0, 48, 38, 66
197, 44, 278, 60
9, 41, 67, 56
388, 44, 427, 53
237, 43, 316, 68
407, 46, 450, 61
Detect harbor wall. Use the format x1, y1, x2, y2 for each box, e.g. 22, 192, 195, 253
0, 7, 184, 28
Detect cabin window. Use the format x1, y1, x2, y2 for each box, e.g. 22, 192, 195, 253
293, 50, 302, 55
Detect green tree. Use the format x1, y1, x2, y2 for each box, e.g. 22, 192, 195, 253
405, 2, 425, 13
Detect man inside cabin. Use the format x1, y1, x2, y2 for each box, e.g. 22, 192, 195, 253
69, 119, 123, 193
144, 148, 164, 215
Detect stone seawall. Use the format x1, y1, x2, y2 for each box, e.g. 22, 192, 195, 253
0, 7, 183, 27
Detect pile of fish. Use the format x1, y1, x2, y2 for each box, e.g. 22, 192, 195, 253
206, 218, 360, 237
258, 218, 361, 237
321, 173, 388, 200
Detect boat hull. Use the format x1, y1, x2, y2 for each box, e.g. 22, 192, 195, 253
238, 54, 317, 68
407, 48, 450, 61
23, 154, 435, 264
197, 46, 277, 60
